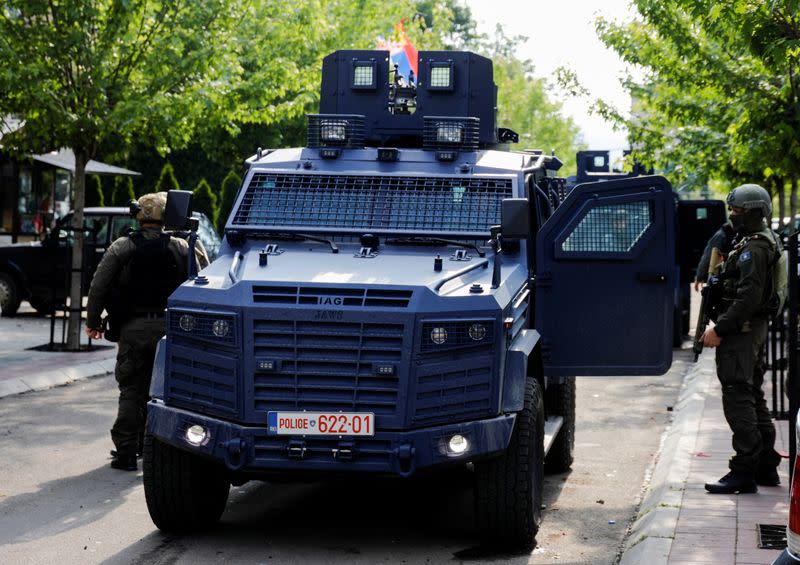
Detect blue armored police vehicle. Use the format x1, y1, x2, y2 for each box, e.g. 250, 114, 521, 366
143, 50, 677, 551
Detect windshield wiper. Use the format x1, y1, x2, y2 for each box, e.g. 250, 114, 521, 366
385, 236, 486, 258
262, 232, 339, 254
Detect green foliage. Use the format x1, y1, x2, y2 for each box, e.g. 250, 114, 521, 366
86, 176, 104, 207
594, 1, 800, 200
193, 178, 218, 227
217, 169, 242, 232
155, 163, 180, 193
110, 176, 136, 206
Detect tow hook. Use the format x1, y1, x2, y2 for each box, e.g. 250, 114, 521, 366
287, 439, 306, 460
223, 438, 248, 471
395, 443, 416, 477
332, 441, 355, 461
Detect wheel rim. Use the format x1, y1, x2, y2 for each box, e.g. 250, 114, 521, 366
0, 278, 10, 311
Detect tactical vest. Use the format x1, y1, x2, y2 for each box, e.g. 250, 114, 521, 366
721, 227, 786, 318
120, 232, 186, 312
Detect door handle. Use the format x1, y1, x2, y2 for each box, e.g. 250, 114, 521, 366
637, 272, 667, 283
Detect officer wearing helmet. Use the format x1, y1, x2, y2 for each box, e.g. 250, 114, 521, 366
85, 192, 209, 471
700, 183, 784, 494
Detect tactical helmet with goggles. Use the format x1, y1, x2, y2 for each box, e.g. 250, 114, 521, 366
726, 183, 772, 218
129, 192, 167, 224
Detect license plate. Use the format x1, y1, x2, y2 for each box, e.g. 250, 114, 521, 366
267, 412, 375, 436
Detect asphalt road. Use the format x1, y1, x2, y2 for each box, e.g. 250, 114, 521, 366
0, 351, 690, 565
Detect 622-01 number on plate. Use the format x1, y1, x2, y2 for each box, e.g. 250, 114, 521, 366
267, 412, 374, 436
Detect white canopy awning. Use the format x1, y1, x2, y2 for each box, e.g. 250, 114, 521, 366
32, 148, 140, 176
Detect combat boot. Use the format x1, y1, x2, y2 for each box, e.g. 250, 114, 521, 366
755, 466, 780, 486
110, 452, 137, 471
704, 471, 757, 494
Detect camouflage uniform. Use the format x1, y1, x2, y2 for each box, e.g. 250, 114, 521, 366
713, 221, 782, 478
86, 193, 208, 464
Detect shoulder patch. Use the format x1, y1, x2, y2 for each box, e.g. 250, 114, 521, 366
739, 251, 752, 263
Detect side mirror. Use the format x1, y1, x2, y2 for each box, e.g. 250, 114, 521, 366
164, 190, 193, 231
501, 198, 530, 239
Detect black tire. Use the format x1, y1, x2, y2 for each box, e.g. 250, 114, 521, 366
474, 378, 544, 552
143, 432, 230, 532
0, 272, 20, 317
544, 376, 575, 473
672, 305, 683, 347
29, 296, 55, 316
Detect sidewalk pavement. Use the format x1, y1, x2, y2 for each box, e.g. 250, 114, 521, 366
620, 346, 790, 565
0, 303, 117, 398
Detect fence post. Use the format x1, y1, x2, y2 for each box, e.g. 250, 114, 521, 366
788, 232, 798, 474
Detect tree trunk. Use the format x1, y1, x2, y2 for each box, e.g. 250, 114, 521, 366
66, 151, 87, 350
777, 176, 786, 227
792, 174, 799, 230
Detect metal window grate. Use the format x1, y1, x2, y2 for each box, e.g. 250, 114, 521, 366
562, 201, 652, 253
423, 116, 480, 151
757, 523, 787, 550
232, 173, 513, 235
307, 114, 365, 148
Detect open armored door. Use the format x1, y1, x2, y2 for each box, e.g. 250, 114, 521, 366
534, 176, 675, 376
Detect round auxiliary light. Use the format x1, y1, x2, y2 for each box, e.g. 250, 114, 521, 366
185, 424, 208, 446
179, 314, 196, 332
212, 319, 230, 338
468, 323, 487, 341
448, 434, 469, 455
430, 327, 448, 345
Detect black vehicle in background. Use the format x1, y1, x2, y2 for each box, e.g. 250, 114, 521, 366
0, 207, 220, 316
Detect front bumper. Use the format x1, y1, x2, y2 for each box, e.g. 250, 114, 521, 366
147, 400, 515, 477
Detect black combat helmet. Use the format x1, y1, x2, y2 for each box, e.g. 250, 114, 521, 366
726, 184, 771, 217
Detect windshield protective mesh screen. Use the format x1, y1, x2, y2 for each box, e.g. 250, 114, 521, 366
561, 201, 652, 253
232, 173, 514, 235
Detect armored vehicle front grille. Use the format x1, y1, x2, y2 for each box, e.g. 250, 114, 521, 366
232, 173, 513, 236
251, 319, 405, 419
252, 285, 413, 308
166, 344, 238, 418
413, 360, 496, 425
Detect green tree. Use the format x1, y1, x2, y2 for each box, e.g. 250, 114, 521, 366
593, 1, 800, 214
193, 178, 218, 227
86, 175, 104, 207
0, 0, 246, 348
111, 176, 136, 205
155, 163, 181, 193
217, 169, 242, 232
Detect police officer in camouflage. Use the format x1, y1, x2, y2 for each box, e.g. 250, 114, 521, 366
701, 184, 784, 494
85, 192, 209, 471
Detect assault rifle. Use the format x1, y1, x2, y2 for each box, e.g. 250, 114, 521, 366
693, 247, 724, 361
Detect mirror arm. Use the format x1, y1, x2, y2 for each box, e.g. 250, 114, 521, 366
187, 217, 199, 280
490, 225, 502, 289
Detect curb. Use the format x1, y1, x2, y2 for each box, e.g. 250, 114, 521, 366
0, 357, 116, 399
618, 352, 716, 565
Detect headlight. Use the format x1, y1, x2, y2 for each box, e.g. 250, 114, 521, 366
468, 323, 487, 341
430, 327, 448, 345
320, 121, 347, 142
179, 314, 196, 332
436, 124, 463, 144
212, 319, 230, 338
185, 425, 209, 446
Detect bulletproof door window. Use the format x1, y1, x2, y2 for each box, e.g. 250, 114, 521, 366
561, 201, 652, 255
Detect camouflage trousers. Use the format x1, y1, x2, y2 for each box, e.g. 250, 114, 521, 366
715, 320, 781, 475
110, 316, 165, 456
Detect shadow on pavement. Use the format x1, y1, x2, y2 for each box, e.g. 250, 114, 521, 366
0, 464, 141, 545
